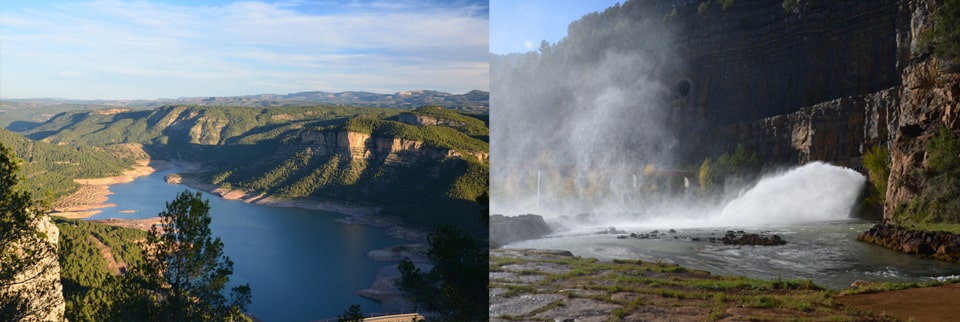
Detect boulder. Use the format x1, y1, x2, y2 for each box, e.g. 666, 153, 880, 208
489, 214, 552, 248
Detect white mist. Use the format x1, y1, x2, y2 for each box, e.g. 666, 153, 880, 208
548, 162, 867, 233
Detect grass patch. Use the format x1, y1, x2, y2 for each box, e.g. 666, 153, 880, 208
837, 277, 960, 296
501, 284, 540, 298
740, 295, 781, 308
904, 222, 960, 234
490, 250, 902, 321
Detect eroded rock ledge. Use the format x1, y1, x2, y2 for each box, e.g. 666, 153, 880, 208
858, 223, 960, 262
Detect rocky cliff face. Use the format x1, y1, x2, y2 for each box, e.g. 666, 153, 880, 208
669, 0, 901, 162
300, 129, 487, 166
687, 88, 899, 168
883, 0, 960, 218
398, 112, 467, 128
1, 215, 66, 321
670, 0, 959, 222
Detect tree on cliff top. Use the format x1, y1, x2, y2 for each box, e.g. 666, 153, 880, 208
0, 143, 60, 321
120, 190, 251, 321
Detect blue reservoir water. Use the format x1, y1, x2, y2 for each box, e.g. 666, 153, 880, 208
88, 168, 405, 321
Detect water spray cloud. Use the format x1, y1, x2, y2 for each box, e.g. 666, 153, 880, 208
490, 3, 865, 230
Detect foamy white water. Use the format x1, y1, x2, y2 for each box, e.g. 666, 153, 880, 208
713, 162, 865, 225
541, 162, 867, 232
633, 162, 866, 228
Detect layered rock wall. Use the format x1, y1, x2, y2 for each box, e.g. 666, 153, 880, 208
299, 130, 486, 166
669, 0, 901, 157
667, 0, 959, 225
696, 88, 900, 169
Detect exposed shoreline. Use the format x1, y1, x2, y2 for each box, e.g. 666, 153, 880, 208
49, 159, 173, 219
49, 158, 430, 313
176, 176, 429, 242
53, 158, 428, 242
178, 176, 381, 218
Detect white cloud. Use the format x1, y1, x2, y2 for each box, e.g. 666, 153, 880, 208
0, 0, 489, 99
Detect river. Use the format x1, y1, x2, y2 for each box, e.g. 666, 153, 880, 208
506, 220, 960, 289
87, 168, 406, 321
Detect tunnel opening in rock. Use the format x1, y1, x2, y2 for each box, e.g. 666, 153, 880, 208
672, 79, 691, 100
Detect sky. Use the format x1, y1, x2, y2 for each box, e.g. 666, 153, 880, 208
0, 0, 489, 99
490, 0, 622, 55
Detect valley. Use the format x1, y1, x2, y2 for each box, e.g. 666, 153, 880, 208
0, 96, 489, 321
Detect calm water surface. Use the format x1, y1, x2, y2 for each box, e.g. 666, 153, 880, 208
88, 168, 405, 321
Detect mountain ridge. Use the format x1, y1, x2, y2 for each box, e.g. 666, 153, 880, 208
1, 89, 488, 129
1, 89, 489, 110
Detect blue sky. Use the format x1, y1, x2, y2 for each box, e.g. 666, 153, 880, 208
490, 0, 621, 55
0, 0, 488, 99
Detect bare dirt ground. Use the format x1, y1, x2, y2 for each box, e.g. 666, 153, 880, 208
86, 234, 126, 275
72, 159, 169, 186
49, 160, 172, 219
836, 283, 960, 321
51, 185, 116, 218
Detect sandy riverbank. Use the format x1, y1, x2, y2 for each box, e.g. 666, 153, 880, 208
49, 157, 427, 242
166, 162, 428, 242
49, 160, 173, 219
177, 176, 380, 217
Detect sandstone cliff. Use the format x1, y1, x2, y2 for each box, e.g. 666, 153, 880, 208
1, 215, 66, 321
300, 129, 488, 166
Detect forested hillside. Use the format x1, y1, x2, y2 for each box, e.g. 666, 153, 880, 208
0, 129, 143, 199
54, 218, 147, 321
19, 105, 489, 231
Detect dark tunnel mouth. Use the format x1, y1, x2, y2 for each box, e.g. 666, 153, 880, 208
673, 79, 691, 99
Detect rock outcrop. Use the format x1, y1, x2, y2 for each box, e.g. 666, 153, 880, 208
0, 215, 66, 321
489, 214, 553, 248
718, 231, 787, 246
164, 173, 183, 184
884, 18, 960, 219
299, 129, 486, 166
398, 112, 468, 128
667, 0, 959, 224
669, 0, 902, 164
858, 223, 960, 262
